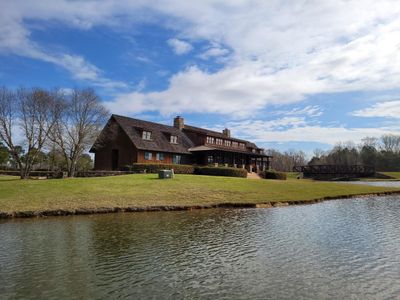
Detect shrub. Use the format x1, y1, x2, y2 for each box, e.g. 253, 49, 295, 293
194, 166, 248, 178
127, 163, 195, 174
262, 170, 287, 180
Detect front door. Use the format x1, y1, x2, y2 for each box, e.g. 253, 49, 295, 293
111, 149, 119, 170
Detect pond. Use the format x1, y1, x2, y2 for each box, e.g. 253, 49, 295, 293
1, 195, 400, 299
342, 180, 400, 188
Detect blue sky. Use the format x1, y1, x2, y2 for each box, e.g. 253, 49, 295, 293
1, 1, 400, 155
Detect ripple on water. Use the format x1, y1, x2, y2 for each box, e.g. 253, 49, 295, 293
1, 195, 400, 299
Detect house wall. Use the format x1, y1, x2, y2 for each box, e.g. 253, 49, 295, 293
137, 151, 173, 164
137, 150, 192, 164
94, 120, 137, 170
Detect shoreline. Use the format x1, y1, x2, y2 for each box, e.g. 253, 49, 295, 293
2, 189, 400, 220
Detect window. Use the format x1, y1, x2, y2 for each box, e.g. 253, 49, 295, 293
240, 143, 245, 149
207, 155, 214, 164
232, 141, 238, 148
156, 153, 165, 161
170, 135, 178, 144
206, 136, 215, 144
252, 149, 256, 153
144, 152, 152, 160
142, 130, 151, 140
216, 138, 223, 145
224, 140, 231, 147
173, 154, 181, 164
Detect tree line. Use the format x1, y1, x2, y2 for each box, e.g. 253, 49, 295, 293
308, 135, 400, 171
265, 134, 400, 172
0, 87, 108, 179
266, 149, 308, 172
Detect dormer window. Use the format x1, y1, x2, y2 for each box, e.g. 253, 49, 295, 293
240, 143, 245, 149
224, 140, 231, 147
206, 136, 215, 144
232, 142, 238, 148
216, 138, 223, 146
170, 135, 178, 144
142, 130, 152, 140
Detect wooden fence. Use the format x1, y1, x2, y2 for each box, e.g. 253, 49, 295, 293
0, 170, 135, 178
293, 165, 375, 179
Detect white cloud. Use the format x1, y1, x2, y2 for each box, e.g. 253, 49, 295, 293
3, 1, 400, 117
199, 46, 229, 60
274, 106, 323, 117
352, 100, 400, 118
0, 1, 127, 89
135, 56, 154, 64
225, 118, 400, 146
106, 1, 400, 116
106, 63, 313, 116
167, 38, 193, 55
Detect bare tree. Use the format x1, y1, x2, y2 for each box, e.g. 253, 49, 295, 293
51, 88, 108, 177
0, 87, 17, 170
267, 149, 307, 172
361, 136, 379, 148
0, 87, 59, 178
381, 134, 400, 153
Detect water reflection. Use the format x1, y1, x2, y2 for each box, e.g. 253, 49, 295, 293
343, 180, 400, 187
1, 196, 400, 299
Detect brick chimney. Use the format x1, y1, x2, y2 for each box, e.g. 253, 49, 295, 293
173, 116, 184, 130
222, 128, 231, 137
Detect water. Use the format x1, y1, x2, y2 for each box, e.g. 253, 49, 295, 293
1, 195, 400, 299
343, 180, 400, 188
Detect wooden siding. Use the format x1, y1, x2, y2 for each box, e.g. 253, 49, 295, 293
137, 151, 173, 164
94, 119, 137, 170
137, 150, 192, 165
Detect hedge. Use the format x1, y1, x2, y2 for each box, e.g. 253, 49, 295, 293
124, 164, 248, 177
126, 163, 195, 174
262, 170, 287, 180
194, 166, 248, 178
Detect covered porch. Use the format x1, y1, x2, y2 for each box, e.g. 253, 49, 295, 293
189, 146, 272, 173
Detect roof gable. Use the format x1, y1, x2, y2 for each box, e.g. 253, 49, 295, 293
112, 114, 194, 154
183, 125, 259, 149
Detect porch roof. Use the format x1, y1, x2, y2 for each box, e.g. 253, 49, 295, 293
188, 145, 271, 157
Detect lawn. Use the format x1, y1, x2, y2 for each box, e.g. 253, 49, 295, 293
285, 172, 302, 179
380, 172, 400, 179
0, 174, 399, 214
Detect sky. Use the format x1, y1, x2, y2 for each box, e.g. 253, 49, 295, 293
1, 0, 400, 155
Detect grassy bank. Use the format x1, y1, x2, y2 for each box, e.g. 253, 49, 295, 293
1, 174, 399, 216
380, 172, 400, 179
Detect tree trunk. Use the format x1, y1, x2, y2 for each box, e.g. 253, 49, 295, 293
19, 168, 27, 179
67, 157, 77, 177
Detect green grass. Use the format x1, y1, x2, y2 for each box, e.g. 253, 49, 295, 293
0, 174, 399, 213
380, 172, 400, 179
285, 172, 302, 180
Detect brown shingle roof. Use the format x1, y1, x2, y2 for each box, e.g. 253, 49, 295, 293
183, 125, 259, 149
113, 115, 194, 154
91, 114, 266, 156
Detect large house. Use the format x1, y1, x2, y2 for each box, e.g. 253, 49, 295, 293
90, 115, 271, 172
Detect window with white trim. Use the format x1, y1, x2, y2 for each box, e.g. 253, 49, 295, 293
216, 138, 223, 145
156, 152, 164, 161
173, 154, 181, 164
232, 141, 238, 148
170, 135, 178, 144
206, 136, 215, 144
144, 152, 152, 160
142, 131, 152, 140
224, 140, 231, 147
